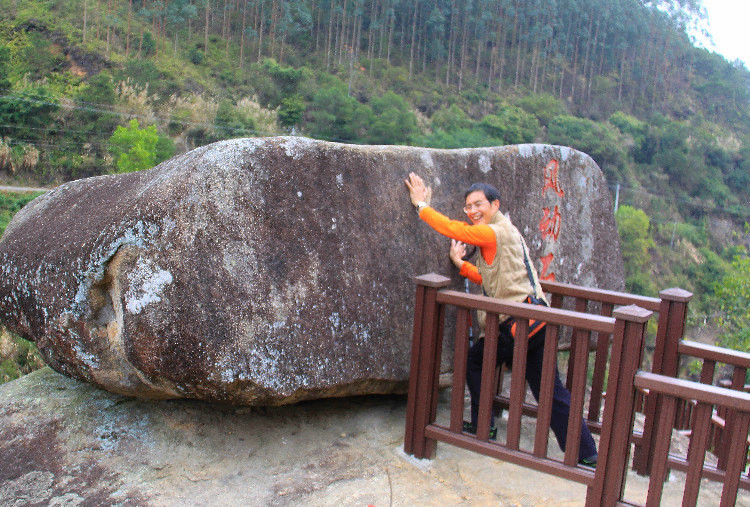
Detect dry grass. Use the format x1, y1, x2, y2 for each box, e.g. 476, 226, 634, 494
236, 96, 279, 135
115, 79, 157, 124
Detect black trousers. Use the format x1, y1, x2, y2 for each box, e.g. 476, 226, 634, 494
466, 326, 598, 459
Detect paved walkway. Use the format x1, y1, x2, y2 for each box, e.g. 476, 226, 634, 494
0, 185, 50, 193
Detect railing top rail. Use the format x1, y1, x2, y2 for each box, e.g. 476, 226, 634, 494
541, 280, 662, 311
436, 289, 619, 334
634, 371, 750, 412
678, 340, 750, 369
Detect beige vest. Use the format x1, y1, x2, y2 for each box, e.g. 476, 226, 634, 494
476, 211, 547, 324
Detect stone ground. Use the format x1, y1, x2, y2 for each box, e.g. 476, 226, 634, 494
1, 367, 748, 506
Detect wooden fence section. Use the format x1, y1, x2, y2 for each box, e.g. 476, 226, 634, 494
540, 281, 691, 435
404, 273, 750, 506
403, 274, 653, 506
633, 372, 750, 507
659, 340, 750, 487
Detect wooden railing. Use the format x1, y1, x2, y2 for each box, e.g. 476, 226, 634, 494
404, 273, 750, 506
633, 371, 750, 506
653, 339, 750, 486
403, 274, 653, 506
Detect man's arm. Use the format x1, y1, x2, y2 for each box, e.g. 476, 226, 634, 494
450, 239, 482, 285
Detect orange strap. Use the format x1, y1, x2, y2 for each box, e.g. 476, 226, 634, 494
508, 296, 547, 339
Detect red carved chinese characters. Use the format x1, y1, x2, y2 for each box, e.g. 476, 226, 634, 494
542, 160, 565, 198
538, 159, 564, 281
539, 253, 556, 282
539, 205, 562, 241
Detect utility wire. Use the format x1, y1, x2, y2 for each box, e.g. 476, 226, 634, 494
0, 91, 364, 144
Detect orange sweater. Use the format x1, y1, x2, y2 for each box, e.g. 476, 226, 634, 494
418, 206, 497, 286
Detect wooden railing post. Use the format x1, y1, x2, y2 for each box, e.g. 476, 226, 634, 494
633, 287, 692, 475
587, 305, 653, 507
404, 273, 451, 459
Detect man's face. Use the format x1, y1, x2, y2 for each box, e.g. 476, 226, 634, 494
464, 190, 500, 225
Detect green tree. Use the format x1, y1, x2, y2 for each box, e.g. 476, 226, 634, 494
715, 247, 750, 352
615, 205, 656, 295
214, 99, 255, 139
0, 43, 11, 92
547, 115, 626, 179
431, 104, 473, 132
480, 105, 540, 144
515, 94, 566, 127
108, 119, 160, 173
0, 85, 59, 142
278, 94, 306, 128
307, 86, 371, 142
368, 91, 418, 145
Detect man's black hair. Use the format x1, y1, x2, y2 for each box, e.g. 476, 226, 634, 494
464, 182, 501, 203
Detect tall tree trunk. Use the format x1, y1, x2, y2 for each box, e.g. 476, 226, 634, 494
445, 0, 457, 86
257, 0, 265, 61
205, 0, 210, 54
587, 19, 603, 106
240, 0, 248, 68
105, 0, 113, 54
367, 0, 376, 73
511, 0, 520, 89
269, 0, 278, 60
386, 4, 394, 63
327, 0, 335, 68
83, 0, 88, 44
162, 0, 170, 58
125, 0, 132, 57
338, 0, 348, 66
488, 16, 500, 90
458, 0, 469, 92
497, 19, 508, 92
570, 36, 580, 100
138, 0, 146, 57
378, 0, 386, 59
222, 0, 228, 38
408, 0, 418, 79
315, 1, 322, 51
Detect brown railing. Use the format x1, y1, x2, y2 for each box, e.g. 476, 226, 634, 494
655, 339, 750, 486
493, 281, 694, 462
633, 371, 750, 506
506, 281, 693, 441
403, 274, 653, 506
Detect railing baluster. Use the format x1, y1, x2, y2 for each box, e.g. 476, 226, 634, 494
565, 327, 590, 466
404, 274, 450, 459
507, 318, 529, 450
587, 305, 652, 507
683, 402, 713, 506
718, 366, 748, 470
721, 411, 750, 507
633, 288, 692, 476
477, 312, 499, 442
589, 302, 614, 424
450, 307, 471, 434
566, 297, 589, 392
534, 322, 560, 458
645, 394, 678, 507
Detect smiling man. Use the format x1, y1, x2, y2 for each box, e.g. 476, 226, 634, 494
404, 172, 598, 467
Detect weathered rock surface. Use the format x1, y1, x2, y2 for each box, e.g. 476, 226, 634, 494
0, 137, 624, 404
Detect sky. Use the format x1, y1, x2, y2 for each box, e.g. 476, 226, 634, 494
695, 0, 750, 68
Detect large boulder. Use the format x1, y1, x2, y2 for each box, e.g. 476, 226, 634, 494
0, 137, 623, 404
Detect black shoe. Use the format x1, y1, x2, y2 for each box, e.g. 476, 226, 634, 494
462, 421, 497, 440
578, 455, 597, 468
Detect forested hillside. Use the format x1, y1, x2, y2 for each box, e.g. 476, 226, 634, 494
1, 0, 749, 363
